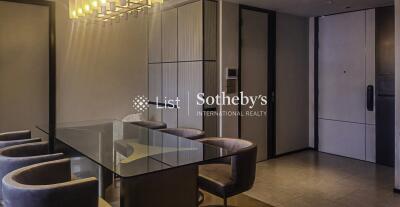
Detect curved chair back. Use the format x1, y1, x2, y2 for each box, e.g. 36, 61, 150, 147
0, 130, 30, 141
200, 138, 257, 192
131, 121, 167, 129
0, 142, 64, 200
159, 128, 205, 140
0, 130, 40, 149
2, 159, 99, 207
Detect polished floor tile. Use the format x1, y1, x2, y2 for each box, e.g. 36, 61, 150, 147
245, 150, 400, 207
201, 190, 273, 207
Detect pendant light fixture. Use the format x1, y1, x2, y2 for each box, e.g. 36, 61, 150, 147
69, 0, 163, 22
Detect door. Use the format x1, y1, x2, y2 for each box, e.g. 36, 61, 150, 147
318, 10, 376, 161
240, 9, 269, 161
0, 1, 50, 138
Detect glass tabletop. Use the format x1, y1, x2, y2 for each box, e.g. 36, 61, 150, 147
37, 120, 230, 178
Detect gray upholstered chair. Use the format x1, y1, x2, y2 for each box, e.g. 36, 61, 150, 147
0, 130, 40, 149
130, 121, 167, 129
159, 128, 205, 140
197, 138, 257, 207
0, 141, 64, 200
2, 159, 111, 207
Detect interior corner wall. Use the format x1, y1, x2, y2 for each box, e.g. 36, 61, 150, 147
276, 13, 309, 155
55, 0, 148, 123
219, 1, 239, 138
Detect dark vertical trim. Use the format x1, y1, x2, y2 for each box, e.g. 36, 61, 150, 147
48, 1, 56, 154
267, 11, 277, 159
238, 7, 242, 139
1, 0, 57, 153
238, 5, 277, 159
314, 17, 319, 151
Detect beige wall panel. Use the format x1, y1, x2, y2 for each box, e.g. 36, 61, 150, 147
178, 1, 203, 61
149, 64, 162, 121
163, 63, 178, 128
276, 13, 309, 155
162, 8, 178, 62
178, 62, 203, 129
204, 0, 218, 61
56, 0, 148, 123
219, 1, 239, 138
149, 12, 162, 63
0, 2, 49, 138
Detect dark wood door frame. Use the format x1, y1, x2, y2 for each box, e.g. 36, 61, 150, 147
0, 0, 56, 153
238, 5, 277, 159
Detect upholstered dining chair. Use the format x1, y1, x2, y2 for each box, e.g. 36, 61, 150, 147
159, 128, 205, 140
0, 130, 41, 149
197, 138, 257, 207
2, 158, 111, 207
130, 121, 167, 129
0, 141, 64, 200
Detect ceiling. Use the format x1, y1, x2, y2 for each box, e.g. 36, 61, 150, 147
224, 0, 393, 16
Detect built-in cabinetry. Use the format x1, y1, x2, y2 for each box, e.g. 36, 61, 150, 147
148, 0, 218, 135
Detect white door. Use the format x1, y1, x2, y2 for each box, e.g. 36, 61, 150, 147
318, 10, 375, 161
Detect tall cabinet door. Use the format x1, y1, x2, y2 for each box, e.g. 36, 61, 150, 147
149, 12, 162, 63
162, 8, 178, 62
178, 62, 203, 129
149, 64, 162, 121
163, 63, 178, 128
318, 10, 375, 161
178, 1, 203, 61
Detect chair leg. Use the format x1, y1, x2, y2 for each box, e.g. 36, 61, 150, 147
224, 197, 227, 207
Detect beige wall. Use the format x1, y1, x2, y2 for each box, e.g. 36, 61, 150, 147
0, 2, 49, 137
276, 13, 309, 155
219, 1, 239, 138
55, 0, 148, 123
218, 2, 310, 154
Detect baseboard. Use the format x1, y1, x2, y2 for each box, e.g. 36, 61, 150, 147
274, 147, 314, 158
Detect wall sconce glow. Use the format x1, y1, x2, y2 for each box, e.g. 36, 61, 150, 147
69, 0, 164, 22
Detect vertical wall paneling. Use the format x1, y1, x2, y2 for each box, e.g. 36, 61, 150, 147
366, 9, 376, 162
178, 1, 203, 61
149, 64, 162, 121
204, 0, 218, 61
149, 12, 162, 63
147, 0, 218, 131
178, 62, 203, 129
366, 9, 376, 125
203, 61, 218, 136
162, 8, 178, 62
162, 63, 178, 128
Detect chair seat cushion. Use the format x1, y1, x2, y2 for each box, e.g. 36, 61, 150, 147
198, 164, 234, 198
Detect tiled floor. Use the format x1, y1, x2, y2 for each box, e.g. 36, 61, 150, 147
201, 190, 272, 207
245, 150, 400, 207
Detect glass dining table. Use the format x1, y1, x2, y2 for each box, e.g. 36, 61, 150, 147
37, 119, 231, 207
